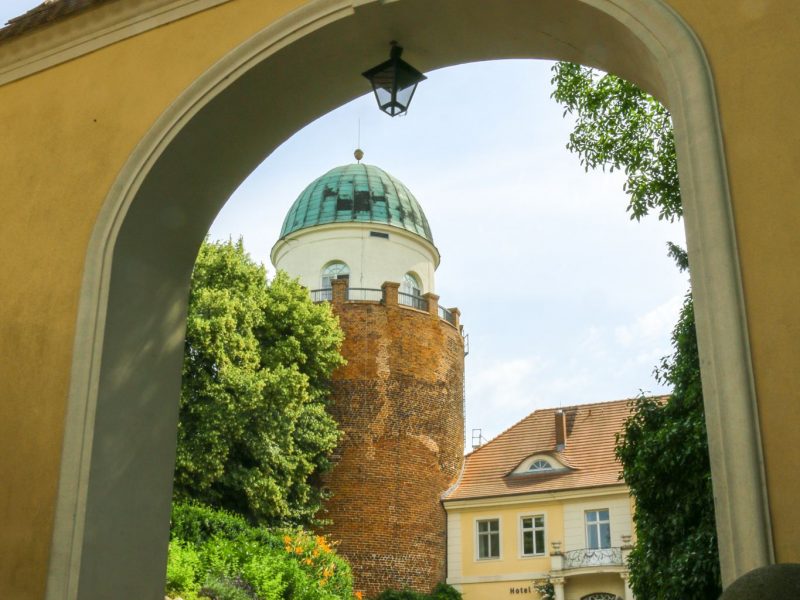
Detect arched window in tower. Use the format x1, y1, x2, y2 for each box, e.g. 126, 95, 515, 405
321, 261, 350, 289
402, 272, 422, 297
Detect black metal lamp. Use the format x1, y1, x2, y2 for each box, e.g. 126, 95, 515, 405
362, 42, 426, 117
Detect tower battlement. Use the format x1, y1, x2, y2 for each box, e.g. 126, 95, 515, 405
320, 279, 465, 597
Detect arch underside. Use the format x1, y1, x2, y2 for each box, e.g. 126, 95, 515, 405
52, 1, 769, 598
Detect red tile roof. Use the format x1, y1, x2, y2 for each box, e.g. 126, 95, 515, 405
0, 0, 114, 43
444, 398, 641, 501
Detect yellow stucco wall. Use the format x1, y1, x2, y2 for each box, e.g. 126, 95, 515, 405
448, 490, 632, 600
457, 503, 562, 579
0, 2, 306, 596
665, 0, 800, 565
0, 0, 798, 597
460, 580, 543, 600
563, 573, 626, 600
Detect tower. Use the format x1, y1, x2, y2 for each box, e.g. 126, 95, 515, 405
271, 157, 465, 596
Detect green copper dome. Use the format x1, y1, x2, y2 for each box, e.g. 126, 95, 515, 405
279, 163, 433, 243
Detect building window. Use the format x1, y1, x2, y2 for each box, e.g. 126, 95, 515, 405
321, 261, 350, 289
521, 515, 545, 556
529, 459, 553, 472
476, 519, 500, 559
401, 272, 422, 297
585, 509, 611, 549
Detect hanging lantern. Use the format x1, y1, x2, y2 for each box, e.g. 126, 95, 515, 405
362, 42, 426, 117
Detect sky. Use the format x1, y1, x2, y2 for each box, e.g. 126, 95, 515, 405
3, 2, 688, 444
207, 60, 689, 444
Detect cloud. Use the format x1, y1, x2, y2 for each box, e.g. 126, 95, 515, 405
469, 356, 545, 411
614, 294, 683, 348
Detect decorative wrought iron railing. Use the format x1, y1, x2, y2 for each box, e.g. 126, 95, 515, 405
398, 292, 428, 311
562, 547, 622, 569
347, 287, 383, 302
439, 305, 457, 326
310, 288, 332, 302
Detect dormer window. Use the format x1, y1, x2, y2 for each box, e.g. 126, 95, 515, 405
508, 453, 571, 477
529, 459, 553, 472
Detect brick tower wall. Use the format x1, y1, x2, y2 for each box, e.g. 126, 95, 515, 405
320, 280, 465, 598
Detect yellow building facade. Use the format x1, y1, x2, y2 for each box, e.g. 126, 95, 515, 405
0, 1, 798, 598
444, 401, 635, 600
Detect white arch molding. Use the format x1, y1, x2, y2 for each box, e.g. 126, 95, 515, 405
48, 0, 772, 598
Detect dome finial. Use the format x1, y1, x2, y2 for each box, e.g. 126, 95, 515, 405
354, 148, 364, 163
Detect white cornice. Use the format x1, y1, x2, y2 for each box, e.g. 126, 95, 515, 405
270, 221, 442, 268
443, 485, 629, 510
447, 572, 549, 585
0, 0, 233, 86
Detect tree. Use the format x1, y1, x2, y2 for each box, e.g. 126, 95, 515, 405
173, 239, 345, 526
551, 62, 722, 598
550, 61, 680, 222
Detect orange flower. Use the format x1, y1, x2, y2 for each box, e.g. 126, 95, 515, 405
315, 535, 332, 553
355, 592, 363, 600
283, 535, 292, 545
304, 558, 313, 565
295, 546, 304, 555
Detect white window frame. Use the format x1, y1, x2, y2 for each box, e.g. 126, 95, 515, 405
585, 508, 612, 550
519, 513, 547, 558
474, 516, 501, 561
401, 272, 422, 297
528, 459, 553, 472
320, 261, 350, 289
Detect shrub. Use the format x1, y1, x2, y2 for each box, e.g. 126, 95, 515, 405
167, 501, 356, 600
200, 576, 257, 600
166, 539, 203, 596
375, 590, 426, 600
431, 583, 462, 600
375, 584, 462, 600
241, 553, 287, 600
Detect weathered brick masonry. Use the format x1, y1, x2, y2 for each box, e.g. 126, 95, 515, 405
319, 280, 464, 597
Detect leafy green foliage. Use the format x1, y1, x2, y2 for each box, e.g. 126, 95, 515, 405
166, 539, 203, 597
200, 576, 257, 600
551, 62, 722, 598
375, 583, 462, 600
550, 62, 681, 222
430, 583, 463, 600
533, 580, 554, 600
174, 239, 345, 526
617, 295, 721, 599
166, 501, 357, 600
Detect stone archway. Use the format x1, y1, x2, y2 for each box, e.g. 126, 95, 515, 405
47, 1, 768, 598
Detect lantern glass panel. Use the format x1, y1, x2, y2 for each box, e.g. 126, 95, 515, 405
373, 85, 393, 108
394, 83, 417, 112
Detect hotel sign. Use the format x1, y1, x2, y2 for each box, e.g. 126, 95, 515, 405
509, 586, 532, 595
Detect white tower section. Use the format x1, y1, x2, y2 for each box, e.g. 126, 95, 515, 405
270, 161, 440, 295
